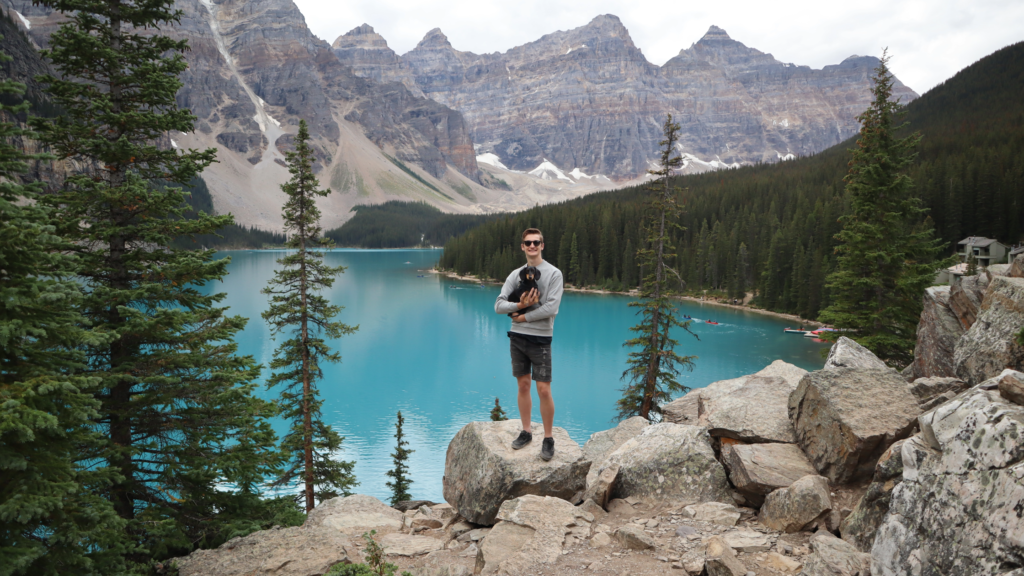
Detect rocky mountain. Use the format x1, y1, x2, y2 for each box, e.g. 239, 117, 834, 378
3, 0, 612, 231
333, 16, 918, 179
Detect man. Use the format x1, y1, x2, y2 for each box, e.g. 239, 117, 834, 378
494, 228, 564, 461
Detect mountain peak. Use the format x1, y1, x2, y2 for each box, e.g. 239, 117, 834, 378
416, 28, 452, 49
333, 23, 389, 50
348, 24, 376, 36
701, 25, 732, 41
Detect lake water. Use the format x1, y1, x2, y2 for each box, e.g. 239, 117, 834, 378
206, 249, 830, 502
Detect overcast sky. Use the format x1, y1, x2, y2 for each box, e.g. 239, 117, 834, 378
292, 0, 1023, 94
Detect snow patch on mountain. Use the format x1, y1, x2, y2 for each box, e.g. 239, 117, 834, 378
14, 10, 30, 30
776, 151, 795, 161
529, 159, 574, 182
476, 153, 511, 171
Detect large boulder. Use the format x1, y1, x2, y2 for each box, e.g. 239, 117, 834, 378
596, 423, 732, 505
662, 360, 807, 425
953, 276, 1024, 385
381, 533, 443, 556
871, 379, 1024, 575
910, 286, 964, 379
474, 495, 579, 575
788, 368, 920, 483
948, 272, 989, 331
758, 475, 832, 533
721, 442, 819, 506
581, 416, 648, 488
442, 420, 588, 525
801, 531, 872, 576
698, 375, 798, 443
999, 369, 1024, 406
839, 439, 906, 552
907, 377, 969, 410
823, 336, 889, 370
305, 494, 405, 534
169, 526, 353, 576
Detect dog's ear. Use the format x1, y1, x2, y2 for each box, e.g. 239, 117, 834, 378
533, 268, 541, 281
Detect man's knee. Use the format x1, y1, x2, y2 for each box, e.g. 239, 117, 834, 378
517, 376, 532, 393
536, 382, 552, 399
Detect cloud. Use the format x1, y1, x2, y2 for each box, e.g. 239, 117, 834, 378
294, 0, 1024, 94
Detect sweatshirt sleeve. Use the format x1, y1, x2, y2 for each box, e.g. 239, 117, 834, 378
523, 269, 563, 322
494, 270, 521, 314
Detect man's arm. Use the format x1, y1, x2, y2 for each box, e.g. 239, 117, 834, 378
523, 270, 563, 322
494, 271, 521, 314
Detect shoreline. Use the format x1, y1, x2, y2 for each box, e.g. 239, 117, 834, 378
428, 268, 826, 328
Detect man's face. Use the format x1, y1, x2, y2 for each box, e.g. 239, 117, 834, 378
521, 234, 543, 257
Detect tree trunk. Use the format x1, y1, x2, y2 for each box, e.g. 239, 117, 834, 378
299, 188, 314, 512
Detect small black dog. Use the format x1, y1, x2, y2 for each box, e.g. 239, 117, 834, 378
507, 266, 541, 318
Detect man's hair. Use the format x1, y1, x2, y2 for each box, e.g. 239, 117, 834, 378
522, 228, 544, 243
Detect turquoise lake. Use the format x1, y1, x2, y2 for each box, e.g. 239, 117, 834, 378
205, 249, 830, 502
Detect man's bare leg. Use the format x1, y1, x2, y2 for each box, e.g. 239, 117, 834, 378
517, 374, 533, 433
536, 381, 554, 438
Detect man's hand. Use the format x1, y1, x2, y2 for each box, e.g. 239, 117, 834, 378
517, 288, 539, 309
512, 313, 526, 323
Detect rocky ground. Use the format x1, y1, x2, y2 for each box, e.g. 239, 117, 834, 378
171, 255, 1024, 576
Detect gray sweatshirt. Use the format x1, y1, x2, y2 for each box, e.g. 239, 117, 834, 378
494, 260, 564, 338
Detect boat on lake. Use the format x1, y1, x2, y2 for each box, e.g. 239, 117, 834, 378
706, 320, 720, 325
783, 328, 808, 334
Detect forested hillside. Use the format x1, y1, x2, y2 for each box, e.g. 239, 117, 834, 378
325, 201, 496, 248
438, 42, 1024, 320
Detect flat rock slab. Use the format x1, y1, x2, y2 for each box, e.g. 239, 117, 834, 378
680, 502, 741, 526
704, 535, 748, 576
662, 361, 806, 425
169, 526, 352, 576
912, 286, 964, 379
698, 375, 798, 443
723, 529, 771, 553
802, 531, 871, 576
759, 475, 832, 533
582, 416, 648, 487
597, 423, 732, 505
908, 377, 968, 406
824, 336, 889, 370
789, 368, 920, 483
304, 494, 404, 534
382, 533, 443, 556
953, 276, 1024, 385
476, 495, 578, 575
614, 524, 655, 550
442, 420, 587, 525
721, 442, 818, 504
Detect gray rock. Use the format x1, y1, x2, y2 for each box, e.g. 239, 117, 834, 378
588, 532, 612, 547
839, 439, 906, 552
581, 463, 618, 508
582, 416, 649, 488
597, 423, 732, 505
871, 382, 1024, 575
304, 494, 405, 534
578, 499, 607, 523
675, 525, 697, 536
908, 377, 969, 406
442, 420, 588, 525
953, 276, 1024, 385
382, 533, 444, 556
680, 502, 742, 526
759, 475, 832, 533
705, 535, 749, 576
1011, 253, 1024, 278
169, 525, 352, 576
788, 368, 920, 483
614, 524, 655, 550
475, 495, 577, 575
911, 286, 964, 378
723, 530, 771, 553
698, 376, 799, 443
663, 361, 807, 426
801, 531, 871, 576
948, 272, 989, 331
998, 370, 1024, 405
823, 337, 889, 370
988, 263, 1012, 277
721, 442, 819, 505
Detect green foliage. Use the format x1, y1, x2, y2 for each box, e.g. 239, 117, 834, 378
263, 120, 358, 512
348, 531, 413, 576
1017, 326, 1024, 347
439, 42, 1024, 319
965, 252, 978, 276
326, 563, 377, 576
0, 40, 127, 576
817, 52, 951, 367
326, 201, 496, 248
490, 397, 509, 421
385, 411, 414, 506
167, 177, 287, 249
619, 115, 698, 422
31, 0, 280, 563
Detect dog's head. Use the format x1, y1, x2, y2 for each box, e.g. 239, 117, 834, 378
519, 266, 541, 283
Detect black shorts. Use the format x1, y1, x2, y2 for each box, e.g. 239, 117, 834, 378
509, 335, 552, 382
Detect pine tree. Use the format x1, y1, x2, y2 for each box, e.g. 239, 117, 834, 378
734, 243, 749, 300
965, 252, 978, 276
817, 51, 950, 366
31, 0, 279, 560
622, 239, 636, 289
568, 233, 581, 286
619, 115, 698, 421
263, 120, 358, 512
490, 398, 509, 421
0, 42, 127, 576
385, 411, 414, 506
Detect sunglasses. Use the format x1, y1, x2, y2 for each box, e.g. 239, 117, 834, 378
522, 240, 543, 247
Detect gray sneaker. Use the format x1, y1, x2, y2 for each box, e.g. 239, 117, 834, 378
540, 437, 555, 461
512, 430, 532, 450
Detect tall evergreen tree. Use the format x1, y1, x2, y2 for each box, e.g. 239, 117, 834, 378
619, 115, 698, 421
817, 52, 950, 366
0, 43, 126, 576
568, 233, 581, 286
263, 120, 358, 512
31, 0, 279, 560
384, 411, 414, 506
